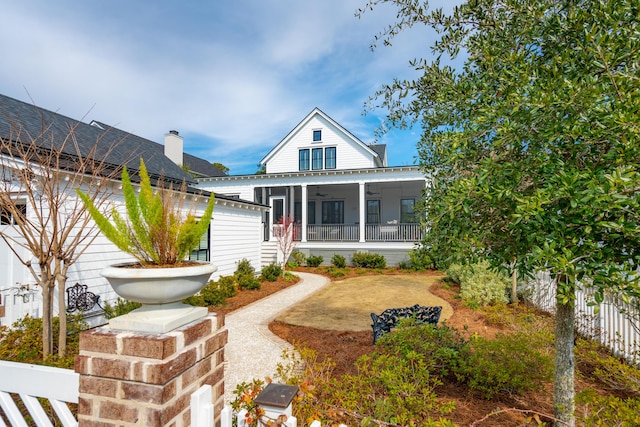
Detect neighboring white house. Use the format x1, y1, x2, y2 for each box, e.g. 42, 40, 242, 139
197, 108, 428, 265
0, 94, 267, 327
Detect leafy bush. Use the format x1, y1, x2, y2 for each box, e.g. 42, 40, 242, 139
445, 263, 465, 284
446, 261, 509, 306
184, 275, 239, 307
576, 389, 640, 426
306, 255, 324, 267
459, 261, 509, 306
260, 262, 282, 282
377, 320, 468, 380
331, 253, 347, 268
408, 245, 435, 270
235, 258, 261, 290
103, 298, 142, 319
576, 338, 640, 396
456, 332, 553, 399
331, 352, 455, 426
288, 250, 306, 267
351, 252, 386, 268
0, 315, 86, 368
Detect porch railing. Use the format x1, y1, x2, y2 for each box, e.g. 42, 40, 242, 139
295, 223, 423, 242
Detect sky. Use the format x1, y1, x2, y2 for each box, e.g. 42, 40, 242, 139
0, 1, 461, 175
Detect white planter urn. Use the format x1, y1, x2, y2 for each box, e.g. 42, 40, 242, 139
101, 262, 217, 333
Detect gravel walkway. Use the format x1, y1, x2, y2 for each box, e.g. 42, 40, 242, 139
222, 272, 330, 404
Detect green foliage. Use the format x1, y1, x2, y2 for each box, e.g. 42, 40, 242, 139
408, 245, 435, 270
235, 258, 261, 290
184, 276, 238, 307
457, 333, 553, 399
351, 252, 386, 268
289, 250, 307, 267
0, 315, 86, 368
458, 261, 510, 307
231, 379, 265, 426
260, 262, 282, 282
77, 158, 215, 266
576, 389, 640, 426
306, 255, 323, 267
360, 0, 640, 421
103, 298, 142, 319
576, 339, 640, 396
331, 253, 347, 268
445, 264, 465, 284
377, 320, 468, 380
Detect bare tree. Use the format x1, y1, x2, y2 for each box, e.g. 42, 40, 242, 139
0, 105, 125, 357
272, 215, 297, 277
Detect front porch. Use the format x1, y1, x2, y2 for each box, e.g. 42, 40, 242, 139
295, 223, 423, 242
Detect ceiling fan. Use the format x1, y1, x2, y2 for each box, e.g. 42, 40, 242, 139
366, 185, 380, 196
314, 186, 327, 197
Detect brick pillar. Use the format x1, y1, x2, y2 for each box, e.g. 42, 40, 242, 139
75, 313, 227, 427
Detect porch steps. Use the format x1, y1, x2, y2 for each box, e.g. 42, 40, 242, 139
261, 241, 278, 267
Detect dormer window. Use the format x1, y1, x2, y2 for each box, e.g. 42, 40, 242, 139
313, 129, 322, 142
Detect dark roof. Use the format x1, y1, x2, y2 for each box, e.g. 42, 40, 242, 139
0, 94, 212, 185
184, 153, 227, 178
370, 144, 387, 165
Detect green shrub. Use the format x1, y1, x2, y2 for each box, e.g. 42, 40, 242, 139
0, 315, 86, 368
260, 262, 282, 282
576, 338, 640, 396
397, 261, 410, 269
456, 332, 553, 399
408, 245, 435, 270
377, 319, 468, 380
184, 275, 240, 307
235, 259, 261, 290
306, 255, 324, 267
576, 389, 640, 426
289, 250, 306, 267
103, 298, 142, 319
445, 263, 465, 284
331, 352, 455, 426
325, 267, 348, 278
351, 252, 387, 268
331, 254, 347, 268
447, 260, 509, 306
236, 258, 255, 276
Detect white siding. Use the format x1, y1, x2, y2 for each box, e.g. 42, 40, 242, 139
210, 203, 263, 278
266, 115, 376, 174
0, 188, 264, 326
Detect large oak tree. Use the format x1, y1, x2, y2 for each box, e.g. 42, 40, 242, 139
360, 0, 640, 425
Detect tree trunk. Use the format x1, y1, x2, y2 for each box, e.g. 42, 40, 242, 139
554, 299, 575, 427
511, 269, 518, 303
57, 273, 67, 357
41, 285, 54, 357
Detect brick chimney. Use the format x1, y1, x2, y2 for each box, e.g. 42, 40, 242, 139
164, 130, 183, 166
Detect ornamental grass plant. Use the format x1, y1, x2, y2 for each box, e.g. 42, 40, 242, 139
77, 159, 214, 266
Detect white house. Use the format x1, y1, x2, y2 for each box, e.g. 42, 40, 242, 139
196, 108, 428, 265
0, 94, 267, 327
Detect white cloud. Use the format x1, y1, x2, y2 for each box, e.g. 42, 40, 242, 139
1, 0, 462, 174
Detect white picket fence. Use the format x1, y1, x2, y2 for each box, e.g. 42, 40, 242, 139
191, 385, 343, 427
0, 360, 79, 427
0, 361, 338, 427
526, 271, 640, 363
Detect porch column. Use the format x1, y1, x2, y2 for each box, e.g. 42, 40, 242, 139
359, 182, 366, 243
289, 186, 295, 219
301, 184, 308, 242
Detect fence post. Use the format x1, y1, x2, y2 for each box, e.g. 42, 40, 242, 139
191, 385, 214, 427
75, 313, 227, 426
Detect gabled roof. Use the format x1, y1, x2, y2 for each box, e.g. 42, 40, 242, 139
259, 107, 382, 166
0, 94, 218, 185
369, 144, 387, 166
